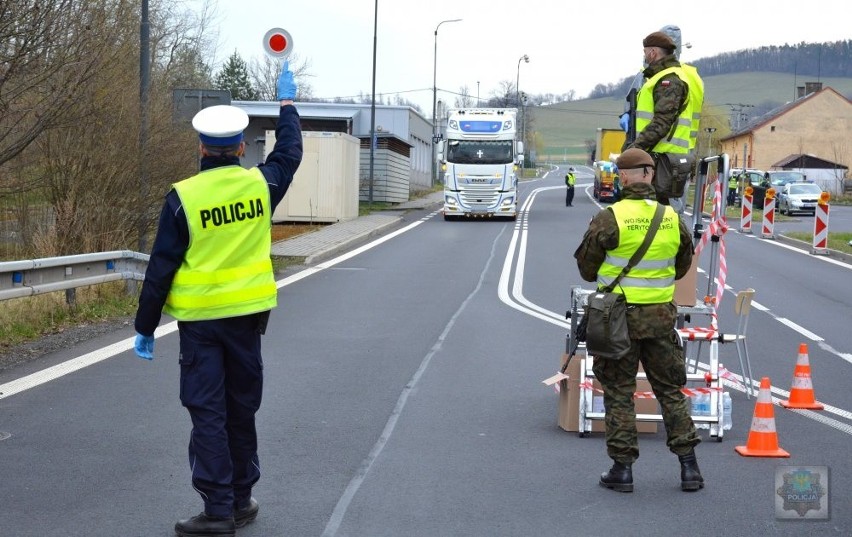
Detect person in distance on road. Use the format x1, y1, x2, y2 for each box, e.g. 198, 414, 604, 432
565, 167, 576, 206
133, 62, 302, 536
574, 147, 703, 494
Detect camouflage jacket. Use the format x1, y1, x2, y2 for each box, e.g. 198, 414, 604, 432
573, 183, 694, 337
627, 54, 687, 154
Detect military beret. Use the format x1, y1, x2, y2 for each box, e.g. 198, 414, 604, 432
616, 148, 655, 169
192, 105, 249, 146
643, 31, 677, 51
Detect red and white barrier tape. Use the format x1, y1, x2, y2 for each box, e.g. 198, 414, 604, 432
577, 378, 723, 399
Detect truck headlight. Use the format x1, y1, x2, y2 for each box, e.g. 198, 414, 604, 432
502, 197, 514, 206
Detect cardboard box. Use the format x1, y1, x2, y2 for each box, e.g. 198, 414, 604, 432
674, 255, 700, 306
558, 353, 659, 434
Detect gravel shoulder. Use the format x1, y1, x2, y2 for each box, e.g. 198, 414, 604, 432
0, 315, 134, 373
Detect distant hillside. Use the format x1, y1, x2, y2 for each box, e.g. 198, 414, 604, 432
589, 40, 851, 99
531, 40, 852, 163
533, 73, 852, 163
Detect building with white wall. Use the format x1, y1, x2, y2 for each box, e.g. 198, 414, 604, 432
233, 101, 433, 201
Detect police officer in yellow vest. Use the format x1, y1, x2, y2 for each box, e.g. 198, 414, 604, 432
565, 167, 576, 206
574, 148, 702, 493
134, 62, 302, 536
626, 31, 704, 210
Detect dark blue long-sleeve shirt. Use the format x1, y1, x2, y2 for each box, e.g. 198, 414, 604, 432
134, 104, 302, 336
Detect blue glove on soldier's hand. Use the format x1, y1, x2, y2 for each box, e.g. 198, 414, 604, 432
134, 332, 155, 360
619, 113, 630, 132
277, 60, 297, 100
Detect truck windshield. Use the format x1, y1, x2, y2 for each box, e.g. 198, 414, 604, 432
446, 140, 514, 164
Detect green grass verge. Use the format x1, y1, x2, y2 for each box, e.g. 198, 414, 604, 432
784, 231, 852, 254
0, 282, 137, 351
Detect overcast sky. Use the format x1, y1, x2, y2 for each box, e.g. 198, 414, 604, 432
200, 0, 850, 113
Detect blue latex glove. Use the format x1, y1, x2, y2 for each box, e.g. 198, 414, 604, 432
277, 60, 297, 100
134, 332, 155, 360
619, 113, 630, 132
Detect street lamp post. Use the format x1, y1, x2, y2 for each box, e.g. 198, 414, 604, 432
432, 18, 462, 185
515, 54, 529, 105
516, 54, 529, 165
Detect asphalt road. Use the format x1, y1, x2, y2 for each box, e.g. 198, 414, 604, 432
1, 166, 850, 536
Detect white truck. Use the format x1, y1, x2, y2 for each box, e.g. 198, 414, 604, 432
438, 108, 523, 220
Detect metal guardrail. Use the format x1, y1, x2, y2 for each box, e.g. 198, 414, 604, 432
0, 250, 149, 301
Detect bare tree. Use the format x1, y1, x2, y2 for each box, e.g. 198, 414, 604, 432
454, 86, 473, 108
250, 54, 313, 102
0, 0, 132, 166
486, 81, 516, 108
2, 0, 218, 257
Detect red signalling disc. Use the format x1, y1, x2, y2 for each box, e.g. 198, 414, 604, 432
263, 28, 293, 58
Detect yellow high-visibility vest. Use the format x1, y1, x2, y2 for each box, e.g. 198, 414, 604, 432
597, 199, 680, 304
680, 63, 704, 150
164, 165, 277, 320
635, 65, 702, 154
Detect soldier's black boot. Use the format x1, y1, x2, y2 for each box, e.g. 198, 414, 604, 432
678, 450, 705, 491
174, 512, 235, 537
599, 461, 633, 492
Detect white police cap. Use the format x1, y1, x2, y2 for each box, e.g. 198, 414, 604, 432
192, 105, 249, 146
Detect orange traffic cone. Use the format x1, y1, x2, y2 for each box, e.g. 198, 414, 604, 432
780, 343, 824, 410
735, 377, 790, 458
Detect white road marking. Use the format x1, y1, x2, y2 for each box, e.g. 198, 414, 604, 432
1, 218, 430, 400
497, 185, 852, 436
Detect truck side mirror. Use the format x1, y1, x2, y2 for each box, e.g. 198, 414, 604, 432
516, 141, 524, 156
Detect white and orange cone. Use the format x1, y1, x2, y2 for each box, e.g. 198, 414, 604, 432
735, 377, 790, 458
780, 343, 824, 410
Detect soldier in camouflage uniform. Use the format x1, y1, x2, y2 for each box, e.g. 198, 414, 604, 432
574, 148, 703, 493
625, 31, 703, 211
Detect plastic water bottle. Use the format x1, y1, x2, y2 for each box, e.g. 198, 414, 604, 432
691, 393, 709, 429
722, 391, 733, 431
690, 393, 701, 415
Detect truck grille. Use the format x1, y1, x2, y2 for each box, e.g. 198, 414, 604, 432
459, 183, 500, 208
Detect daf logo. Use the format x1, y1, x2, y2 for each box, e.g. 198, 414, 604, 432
469, 178, 489, 183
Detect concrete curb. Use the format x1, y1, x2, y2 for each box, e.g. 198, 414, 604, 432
697, 208, 852, 265
774, 233, 852, 265
303, 215, 402, 265
271, 191, 444, 266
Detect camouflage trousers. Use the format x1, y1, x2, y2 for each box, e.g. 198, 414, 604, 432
592, 330, 700, 464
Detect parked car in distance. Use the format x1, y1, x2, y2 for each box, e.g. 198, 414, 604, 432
735, 170, 767, 208
747, 170, 807, 210
778, 182, 824, 216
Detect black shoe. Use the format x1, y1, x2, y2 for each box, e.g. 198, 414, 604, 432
678, 450, 705, 491
174, 513, 235, 537
599, 461, 633, 492
234, 497, 259, 528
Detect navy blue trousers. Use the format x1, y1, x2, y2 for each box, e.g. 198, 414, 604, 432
177, 314, 264, 517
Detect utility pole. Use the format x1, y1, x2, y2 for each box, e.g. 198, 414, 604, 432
725, 103, 754, 131
705, 127, 717, 157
